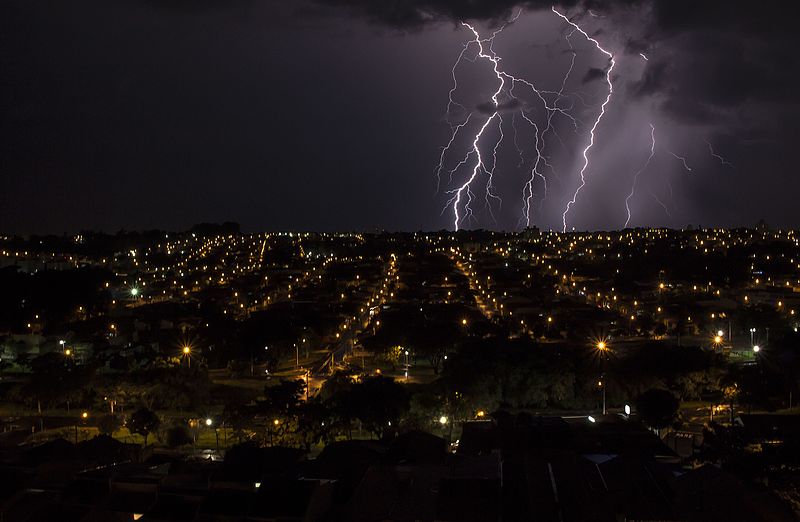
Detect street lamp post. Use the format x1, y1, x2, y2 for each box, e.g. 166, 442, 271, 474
601, 379, 606, 415
596, 340, 609, 415
206, 418, 218, 452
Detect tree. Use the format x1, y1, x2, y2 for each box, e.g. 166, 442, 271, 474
166, 424, 193, 447
97, 414, 121, 436
294, 400, 331, 450
222, 397, 254, 444
25, 352, 93, 411
259, 379, 305, 446
636, 388, 679, 432
129, 407, 160, 446
319, 371, 356, 439
349, 376, 409, 439
261, 379, 305, 419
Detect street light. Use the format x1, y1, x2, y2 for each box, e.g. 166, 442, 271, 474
439, 416, 448, 425
753, 345, 760, 353
594, 340, 610, 414
182, 346, 191, 368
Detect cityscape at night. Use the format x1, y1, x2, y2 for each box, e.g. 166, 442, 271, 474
1, 0, 799, 521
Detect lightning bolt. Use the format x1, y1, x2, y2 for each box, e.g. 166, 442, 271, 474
521, 111, 546, 227
438, 8, 613, 231
705, 139, 735, 168
445, 21, 507, 230
624, 123, 656, 228
553, 7, 616, 232
650, 190, 673, 218
668, 150, 693, 172
485, 114, 505, 221
442, 11, 569, 230
435, 113, 473, 192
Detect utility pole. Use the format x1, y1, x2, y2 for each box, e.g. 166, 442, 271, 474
601, 376, 607, 416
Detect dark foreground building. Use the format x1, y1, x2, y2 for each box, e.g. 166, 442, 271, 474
0, 416, 795, 521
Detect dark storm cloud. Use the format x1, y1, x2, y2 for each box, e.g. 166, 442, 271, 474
659, 97, 722, 126
582, 67, 606, 84
310, 0, 579, 27
614, 0, 799, 147
630, 59, 666, 97
310, 0, 797, 106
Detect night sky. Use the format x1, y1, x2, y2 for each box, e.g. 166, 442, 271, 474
1, 0, 797, 234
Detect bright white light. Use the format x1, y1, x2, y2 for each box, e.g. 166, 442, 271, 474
587, 416, 596, 423
624, 405, 631, 415
130, 288, 139, 297
439, 416, 448, 425
753, 345, 760, 353
205, 418, 213, 426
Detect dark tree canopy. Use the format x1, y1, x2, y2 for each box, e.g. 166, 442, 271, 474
636, 388, 679, 431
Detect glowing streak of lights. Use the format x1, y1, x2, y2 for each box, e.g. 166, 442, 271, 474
639, 52, 649, 61
705, 140, 734, 168
553, 6, 616, 232
624, 124, 656, 228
